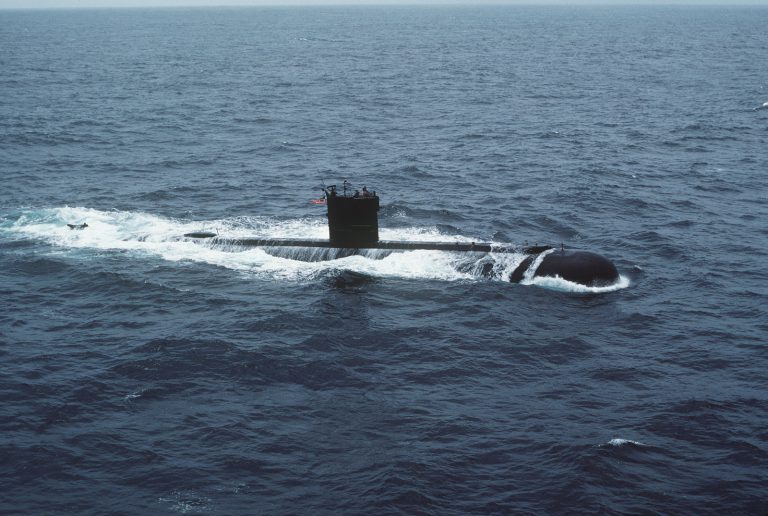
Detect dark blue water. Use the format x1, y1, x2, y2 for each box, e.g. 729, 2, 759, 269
2, 5, 767, 514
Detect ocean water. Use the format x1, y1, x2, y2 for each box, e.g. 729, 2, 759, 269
1, 5, 767, 514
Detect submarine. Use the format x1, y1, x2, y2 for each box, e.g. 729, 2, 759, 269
184, 182, 620, 288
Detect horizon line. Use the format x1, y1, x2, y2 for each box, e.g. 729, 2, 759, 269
2, 0, 768, 11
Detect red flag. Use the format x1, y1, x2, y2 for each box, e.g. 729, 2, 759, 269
310, 198, 327, 205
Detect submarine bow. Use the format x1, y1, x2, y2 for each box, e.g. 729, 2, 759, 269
509, 249, 619, 287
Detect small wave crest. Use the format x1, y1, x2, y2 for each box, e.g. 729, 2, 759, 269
605, 438, 646, 447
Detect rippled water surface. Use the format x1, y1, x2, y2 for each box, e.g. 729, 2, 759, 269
1, 5, 767, 514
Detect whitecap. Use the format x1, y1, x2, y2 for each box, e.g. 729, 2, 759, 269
606, 438, 646, 447
158, 490, 211, 515
123, 391, 142, 402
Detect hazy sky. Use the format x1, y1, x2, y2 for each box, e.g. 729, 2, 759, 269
0, 0, 764, 8
1, 0, 766, 8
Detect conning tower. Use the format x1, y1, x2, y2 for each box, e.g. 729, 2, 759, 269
325, 183, 380, 247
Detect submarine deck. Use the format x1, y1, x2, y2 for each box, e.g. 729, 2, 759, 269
183, 234, 551, 254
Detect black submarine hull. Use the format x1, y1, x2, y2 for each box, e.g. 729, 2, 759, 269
181, 184, 621, 288
181, 233, 550, 255
183, 233, 620, 287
